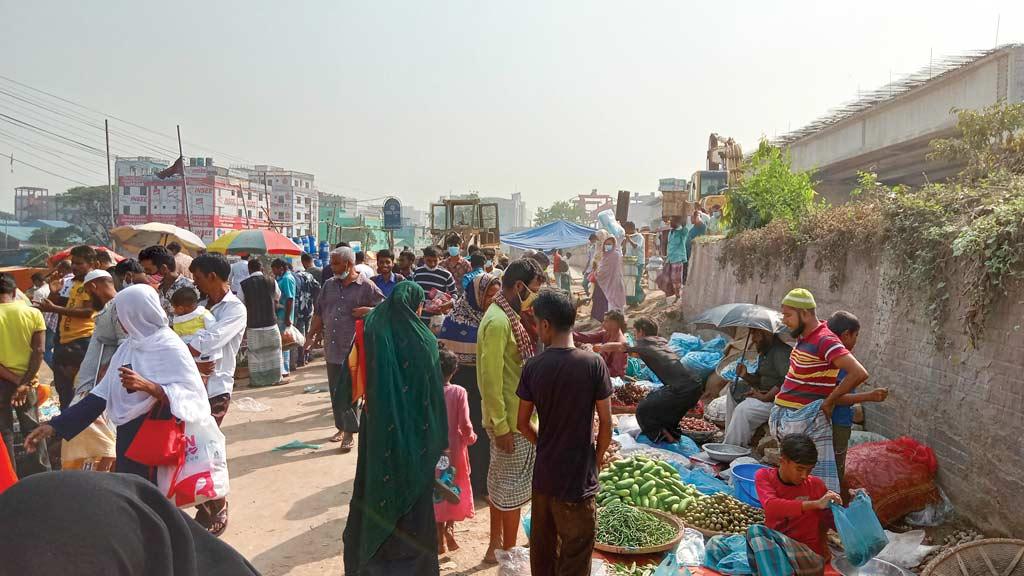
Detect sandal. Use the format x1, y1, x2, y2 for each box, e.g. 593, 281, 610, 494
339, 432, 355, 453
329, 431, 345, 443
206, 501, 229, 537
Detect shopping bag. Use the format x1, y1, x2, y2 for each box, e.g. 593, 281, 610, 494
831, 491, 889, 567
281, 325, 306, 349
158, 415, 230, 508
125, 404, 185, 467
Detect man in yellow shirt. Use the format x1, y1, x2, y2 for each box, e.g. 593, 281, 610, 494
0, 273, 50, 476
36, 245, 97, 410
477, 258, 544, 564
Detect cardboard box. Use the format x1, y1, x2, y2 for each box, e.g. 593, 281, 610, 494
662, 191, 691, 218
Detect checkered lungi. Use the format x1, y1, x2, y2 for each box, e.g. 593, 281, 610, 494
705, 525, 824, 576
769, 400, 840, 493
486, 432, 535, 511
247, 325, 283, 387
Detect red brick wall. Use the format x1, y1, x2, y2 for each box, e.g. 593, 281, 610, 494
682, 239, 1024, 535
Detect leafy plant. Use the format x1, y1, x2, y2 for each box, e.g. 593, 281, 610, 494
724, 139, 820, 234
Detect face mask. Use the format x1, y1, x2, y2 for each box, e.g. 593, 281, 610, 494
448, 247, 460, 257
518, 282, 539, 310
603, 245, 614, 253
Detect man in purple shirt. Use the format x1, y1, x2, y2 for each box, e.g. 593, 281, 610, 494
305, 247, 384, 452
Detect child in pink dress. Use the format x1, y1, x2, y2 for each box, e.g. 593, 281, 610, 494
435, 347, 477, 554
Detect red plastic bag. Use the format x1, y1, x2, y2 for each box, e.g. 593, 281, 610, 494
845, 436, 940, 525
0, 445, 16, 495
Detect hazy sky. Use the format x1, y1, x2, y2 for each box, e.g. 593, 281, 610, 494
2, 0, 1023, 219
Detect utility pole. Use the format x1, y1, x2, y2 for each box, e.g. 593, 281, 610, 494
105, 119, 114, 233
177, 125, 193, 232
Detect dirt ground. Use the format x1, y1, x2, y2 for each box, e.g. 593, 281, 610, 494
219, 363, 517, 576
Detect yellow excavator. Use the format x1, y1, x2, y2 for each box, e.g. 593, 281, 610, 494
690, 133, 743, 212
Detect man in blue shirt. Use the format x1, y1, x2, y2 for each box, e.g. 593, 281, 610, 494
369, 249, 404, 298
663, 216, 687, 303
272, 259, 297, 379
683, 211, 709, 286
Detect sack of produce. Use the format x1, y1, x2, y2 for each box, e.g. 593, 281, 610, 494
830, 491, 889, 567
844, 437, 940, 525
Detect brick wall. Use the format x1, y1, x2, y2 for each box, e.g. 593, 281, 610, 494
682, 239, 1024, 535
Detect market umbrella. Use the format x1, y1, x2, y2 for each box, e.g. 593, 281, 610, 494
110, 222, 206, 256
207, 229, 303, 256
47, 246, 125, 266
692, 303, 785, 334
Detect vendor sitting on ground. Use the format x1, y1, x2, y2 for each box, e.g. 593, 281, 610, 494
573, 310, 628, 378
705, 433, 838, 575
723, 329, 792, 447
597, 317, 704, 442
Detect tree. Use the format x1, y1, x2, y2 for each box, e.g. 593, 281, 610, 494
28, 225, 82, 247
724, 139, 819, 234
928, 102, 1024, 181
533, 200, 588, 226
57, 185, 114, 245
0, 211, 16, 221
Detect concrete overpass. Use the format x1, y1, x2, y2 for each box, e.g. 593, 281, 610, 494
778, 45, 1024, 204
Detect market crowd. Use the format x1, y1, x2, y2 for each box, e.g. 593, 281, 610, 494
0, 213, 885, 576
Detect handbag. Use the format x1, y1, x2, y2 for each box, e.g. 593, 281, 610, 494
125, 403, 185, 467
157, 415, 230, 508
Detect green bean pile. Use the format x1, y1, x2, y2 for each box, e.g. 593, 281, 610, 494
596, 501, 677, 549
609, 561, 658, 576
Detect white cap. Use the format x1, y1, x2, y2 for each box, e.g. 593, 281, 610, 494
83, 269, 112, 285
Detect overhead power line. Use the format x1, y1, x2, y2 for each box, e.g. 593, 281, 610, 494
1, 152, 94, 187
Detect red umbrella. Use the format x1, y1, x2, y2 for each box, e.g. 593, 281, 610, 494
47, 246, 125, 266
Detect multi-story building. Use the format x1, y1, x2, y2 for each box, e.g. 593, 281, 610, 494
115, 157, 271, 242
14, 187, 58, 222
240, 165, 320, 237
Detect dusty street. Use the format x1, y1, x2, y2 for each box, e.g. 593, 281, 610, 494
220, 361, 516, 576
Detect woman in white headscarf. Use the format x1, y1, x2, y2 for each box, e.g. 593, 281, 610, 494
25, 285, 211, 482
590, 232, 627, 322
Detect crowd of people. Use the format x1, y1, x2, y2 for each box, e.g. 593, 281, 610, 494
0, 220, 888, 575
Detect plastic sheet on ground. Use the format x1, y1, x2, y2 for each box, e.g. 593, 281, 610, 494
678, 467, 733, 496
272, 440, 321, 451
719, 357, 759, 383
496, 547, 607, 576
233, 397, 271, 412
637, 434, 701, 459
616, 415, 642, 438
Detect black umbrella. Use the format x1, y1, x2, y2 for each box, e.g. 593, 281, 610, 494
692, 303, 784, 334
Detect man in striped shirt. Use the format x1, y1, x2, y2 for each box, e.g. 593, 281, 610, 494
412, 246, 457, 322
768, 288, 869, 493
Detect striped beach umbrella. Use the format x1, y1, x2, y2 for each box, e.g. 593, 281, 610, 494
207, 229, 303, 256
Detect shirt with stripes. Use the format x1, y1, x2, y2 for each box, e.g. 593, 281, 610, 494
775, 320, 850, 409
412, 266, 457, 317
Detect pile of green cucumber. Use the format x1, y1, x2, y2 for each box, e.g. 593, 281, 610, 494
596, 456, 702, 515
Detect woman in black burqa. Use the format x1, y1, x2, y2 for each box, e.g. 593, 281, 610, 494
0, 471, 260, 576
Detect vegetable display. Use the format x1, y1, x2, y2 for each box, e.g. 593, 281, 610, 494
679, 416, 718, 432
609, 561, 658, 576
596, 501, 677, 549
597, 456, 702, 515
613, 382, 651, 405
678, 492, 765, 534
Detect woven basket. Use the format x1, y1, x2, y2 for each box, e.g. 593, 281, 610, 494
594, 508, 685, 555
922, 538, 1024, 576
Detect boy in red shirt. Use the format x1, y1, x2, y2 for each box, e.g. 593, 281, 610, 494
706, 434, 839, 575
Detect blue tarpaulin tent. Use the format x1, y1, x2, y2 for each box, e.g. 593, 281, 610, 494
500, 219, 597, 251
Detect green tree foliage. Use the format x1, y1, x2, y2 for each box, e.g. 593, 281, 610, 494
28, 224, 83, 247
533, 200, 588, 226
724, 139, 819, 234
0, 211, 16, 221
928, 103, 1024, 181
58, 185, 114, 245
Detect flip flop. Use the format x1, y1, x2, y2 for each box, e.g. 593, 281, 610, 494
207, 502, 229, 537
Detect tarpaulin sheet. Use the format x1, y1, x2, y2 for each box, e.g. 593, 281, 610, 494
500, 219, 598, 251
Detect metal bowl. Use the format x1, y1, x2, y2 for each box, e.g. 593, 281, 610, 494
832, 555, 915, 576
703, 443, 751, 463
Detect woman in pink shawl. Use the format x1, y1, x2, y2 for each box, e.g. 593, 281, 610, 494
591, 233, 627, 322
435, 346, 478, 554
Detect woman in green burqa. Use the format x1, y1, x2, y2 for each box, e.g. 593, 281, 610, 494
343, 281, 448, 575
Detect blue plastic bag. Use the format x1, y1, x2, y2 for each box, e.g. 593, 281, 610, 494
703, 534, 754, 574
720, 357, 759, 382
668, 332, 702, 356
831, 491, 889, 567
653, 552, 692, 576
680, 351, 723, 380
637, 434, 701, 458
522, 510, 531, 539
699, 335, 728, 353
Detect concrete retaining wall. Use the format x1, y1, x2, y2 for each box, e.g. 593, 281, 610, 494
682, 239, 1024, 535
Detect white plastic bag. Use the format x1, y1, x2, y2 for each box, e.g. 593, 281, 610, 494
617, 414, 642, 438
674, 527, 707, 566
875, 530, 941, 569
495, 547, 606, 576
157, 415, 230, 508
281, 325, 306, 349
905, 488, 954, 527
613, 432, 639, 451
